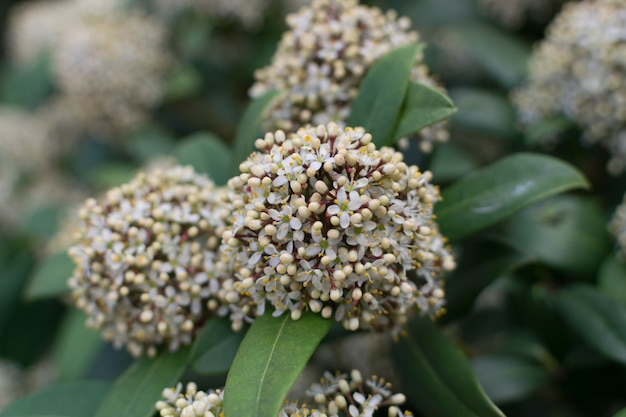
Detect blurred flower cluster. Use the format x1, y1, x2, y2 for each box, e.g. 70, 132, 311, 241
479, 0, 569, 27
513, 0, 626, 174
250, 0, 448, 152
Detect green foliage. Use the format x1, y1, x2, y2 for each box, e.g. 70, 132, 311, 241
26, 252, 74, 300
598, 255, 626, 303
392, 316, 505, 417
53, 310, 104, 380
231, 90, 284, 177
223, 313, 332, 417
554, 285, 626, 364
0, 53, 53, 109
174, 132, 233, 185
0, 380, 111, 417
191, 318, 246, 375
436, 153, 590, 241
94, 347, 190, 417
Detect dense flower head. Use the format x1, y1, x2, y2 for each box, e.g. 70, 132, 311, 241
156, 370, 412, 417
219, 123, 455, 333
53, 7, 170, 136
513, 0, 626, 174
609, 193, 626, 260
479, 0, 569, 28
249, 0, 448, 152
68, 165, 232, 357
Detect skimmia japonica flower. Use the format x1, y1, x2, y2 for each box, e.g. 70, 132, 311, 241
219, 122, 455, 333
156, 370, 412, 417
609, 193, 626, 260
513, 0, 626, 174
67, 165, 232, 357
250, 0, 448, 152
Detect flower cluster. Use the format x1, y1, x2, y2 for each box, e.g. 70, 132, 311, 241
220, 123, 455, 333
8, 0, 170, 137
249, 0, 448, 152
0, 359, 56, 412
609, 194, 626, 260
513, 0, 626, 174
156, 370, 412, 417
0, 107, 78, 226
67, 165, 232, 357
479, 0, 568, 28
53, 5, 170, 136
150, 0, 273, 29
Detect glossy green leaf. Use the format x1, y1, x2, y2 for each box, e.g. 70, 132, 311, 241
455, 23, 531, 88
232, 90, 284, 177
436, 153, 590, 241
0, 380, 111, 417
428, 143, 480, 183
392, 316, 504, 417
554, 285, 626, 364
449, 87, 518, 140
94, 347, 190, 417
444, 243, 534, 321
347, 43, 419, 147
472, 354, 550, 404
598, 254, 626, 304
191, 318, 246, 374
392, 81, 457, 140
500, 195, 610, 278
175, 132, 232, 185
53, 310, 104, 380
26, 252, 73, 300
223, 313, 332, 417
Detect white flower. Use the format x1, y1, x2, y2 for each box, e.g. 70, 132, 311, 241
220, 123, 455, 333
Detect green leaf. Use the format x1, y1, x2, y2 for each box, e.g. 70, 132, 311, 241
598, 254, 626, 304
53, 310, 104, 380
89, 163, 138, 189
428, 143, 480, 183
164, 64, 203, 101
232, 90, 284, 177
0, 53, 53, 109
444, 243, 534, 321
0, 380, 111, 417
500, 195, 610, 278
191, 318, 246, 375
128, 128, 175, 162
455, 23, 531, 88
449, 87, 518, 140
347, 43, 420, 147
472, 354, 550, 404
94, 347, 190, 417
26, 252, 74, 300
525, 116, 576, 147
175, 132, 233, 185
554, 285, 626, 364
392, 316, 504, 417
436, 153, 590, 241
392, 81, 457, 140
223, 313, 332, 417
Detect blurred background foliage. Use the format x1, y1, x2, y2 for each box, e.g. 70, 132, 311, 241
1, 0, 626, 416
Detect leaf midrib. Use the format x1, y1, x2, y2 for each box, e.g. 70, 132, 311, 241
254, 316, 289, 416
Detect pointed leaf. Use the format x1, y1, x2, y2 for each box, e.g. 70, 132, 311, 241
26, 252, 73, 300
428, 143, 480, 183
554, 285, 626, 364
223, 313, 332, 417
392, 316, 505, 417
393, 81, 456, 140
0, 380, 111, 417
94, 347, 190, 417
175, 132, 232, 185
191, 317, 246, 375
347, 43, 419, 147
232, 90, 284, 177
613, 408, 626, 417
436, 153, 590, 241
